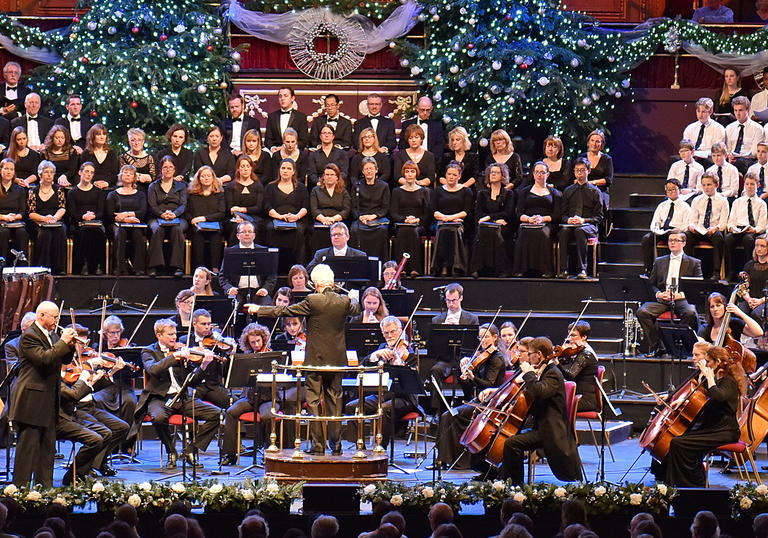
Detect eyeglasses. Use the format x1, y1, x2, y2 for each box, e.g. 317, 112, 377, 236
668, 238, 684, 243
445, 298, 461, 304
330, 232, 346, 237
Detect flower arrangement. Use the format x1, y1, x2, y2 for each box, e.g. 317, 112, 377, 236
730, 483, 768, 519
358, 481, 472, 511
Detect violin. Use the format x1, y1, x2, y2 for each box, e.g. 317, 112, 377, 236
81, 347, 140, 372
115, 337, 129, 348
61, 361, 93, 385
201, 333, 235, 353
552, 344, 585, 361
184, 346, 229, 364
295, 331, 307, 351
461, 347, 495, 380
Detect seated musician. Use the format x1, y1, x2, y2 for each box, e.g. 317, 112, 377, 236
306, 222, 366, 274
556, 321, 599, 412
636, 232, 702, 358
430, 324, 507, 471
273, 316, 306, 352
650, 343, 745, 487
499, 336, 583, 485
700, 291, 763, 345
132, 319, 220, 469
343, 316, 420, 449
219, 220, 277, 305
499, 321, 518, 370
274, 287, 291, 307
171, 289, 194, 332
4, 311, 35, 369
178, 308, 235, 409
350, 287, 389, 324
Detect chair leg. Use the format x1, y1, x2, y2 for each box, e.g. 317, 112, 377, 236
237, 422, 241, 465
596, 412, 616, 462
745, 447, 763, 485
705, 453, 711, 488
586, 419, 600, 459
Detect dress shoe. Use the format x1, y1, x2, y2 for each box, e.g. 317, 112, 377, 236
303, 445, 323, 455
173, 269, 184, 278
135, 269, 145, 276
166, 452, 178, 469
183, 450, 204, 468
471, 272, 479, 279
220, 454, 238, 466
148, 268, 157, 277
541, 272, 554, 278
576, 271, 588, 279
556, 272, 568, 279
98, 465, 117, 477
94, 265, 103, 276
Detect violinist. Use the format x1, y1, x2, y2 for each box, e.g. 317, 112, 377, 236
273, 316, 306, 352
178, 308, 234, 409
500, 336, 582, 485
132, 319, 220, 469
274, 287, 292, 307
350, 287, 389, 324
555, 321, 599, 412
700, 292, 763, 344
171, 289, 195, 331
651, 343, 746, 487
499, 321, 518, 369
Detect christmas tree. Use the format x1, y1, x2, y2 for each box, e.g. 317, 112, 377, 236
27, 0, 241, 145
395, 0, 630, 150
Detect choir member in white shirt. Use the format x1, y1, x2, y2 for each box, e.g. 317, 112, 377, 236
725, 172, 767, 281
747, 142, 768, 200
641, 179, 692, 273
725, 96, 763, 174
668, 139, 705, 202
751, 71, 768, 120
683, 97, 726, 168
686, 172, 730, 280
705, 142, 740, 199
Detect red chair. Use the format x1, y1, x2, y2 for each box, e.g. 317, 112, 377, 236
401, 411, 426, 464
705, 441, 761, 486
576, 365, 614, 461
237, 411, 261, 464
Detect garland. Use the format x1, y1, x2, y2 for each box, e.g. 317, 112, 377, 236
242, 0, 403, 20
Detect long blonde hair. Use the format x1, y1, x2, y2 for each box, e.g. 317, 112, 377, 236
719, 68, 741, 107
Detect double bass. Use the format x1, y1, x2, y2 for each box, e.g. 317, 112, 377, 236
714, 272, 756, 374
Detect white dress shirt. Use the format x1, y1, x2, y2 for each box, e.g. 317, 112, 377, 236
5, 85, 17, 101
689, 192, 730, 232
26, 115, 40, 147
235, 243, 260, 289
666, 252, 683, 288
667, 159, 705, 196
160, 344, 182, 396
67, 114, 82, 142
279, 109, 291, 136
230, 115, 243, 152
683, 119, 726, 159
333, 246, 348, 256
753, 90, 768, 114
728, 194, 768, 233
649, 198, 692, 234
725, 119, 763, 158
747, 160, 768, 193
444, 308, 462, 325
705, 162, 740, 198
370, 116, 380, 133
34, 321, 52, 346
417, 119, 429, 150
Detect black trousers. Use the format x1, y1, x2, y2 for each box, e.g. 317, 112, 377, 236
111, 225, 147, 274
558, 224, 597, 274
189, 228, 223, 271
343, 394, 414, 448
724, 231, 756, 280
79, 406, 129, 469
72, 224, 106, 272
148, 220, 187, 270
500, 429, 540, 485
305, 371, 342, 452
636, 300, 698, 352
437, 403, 475, 469
193, 383, 231, 410
146, 396, 219, 455
13, 422, 56, 487
56, 416, 109, 477
0, 225, 28, 261
30, 223, 67, 275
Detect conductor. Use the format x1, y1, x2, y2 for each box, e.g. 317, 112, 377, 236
247, 264, 360, 455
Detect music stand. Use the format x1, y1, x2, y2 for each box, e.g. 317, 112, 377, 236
427, 325, 479, 404
346, 324, 385, 358
108, 347, 144, 463
381, 289, 416, 317
658, 324, 697, 390
322, 256, 380, 286
193, 296, 233, 331
220, 249, 279, 305
292, 291, 310, 303
385, 365, 426, 469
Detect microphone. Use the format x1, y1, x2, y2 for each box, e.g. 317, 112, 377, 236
10, 248, 26, 262
432, 285, 447, 292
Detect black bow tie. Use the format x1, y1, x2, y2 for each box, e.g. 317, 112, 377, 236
6, 86, 16, 91
280, 110, 291, 115
369, 115, 380, 119
327, 116, 338, 121
232, 117, 242, 123
27, 116, 37, 121
70, 116, 80, 121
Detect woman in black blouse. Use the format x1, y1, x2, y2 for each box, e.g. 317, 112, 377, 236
270, 128, 307, 185
442, 126, 478, 190
193, 126, 235, 185
578, 130, 613, 207
699, 291, 762, 344
738, 236, 768, 319
106, 165, 148, 275
42, 125, 78, 188
240, 129, 272, 183
393, 124, 437, 188
6, 126, 40, 188
306, 125, 349, 190
82, 124, 119, 189
349, 128, 392, 189
67, 161, 106, 275
147, 155, 188, 277
470, 163, 515, 277
187, 165, 226, 271
542, 136, 572, 193
485, 129, 523, 190
309, 163, 351, 252
264, 158, 309, 267
713, 68, 748, 122
0, 158, 28, 260
390, 161, 430, 276
119, 127, 156, 190
155, 123, 194, 182
27, 160, 67, 274
350, 156, 390, 261
430, 161, 474, 276
225, 155, 264, 245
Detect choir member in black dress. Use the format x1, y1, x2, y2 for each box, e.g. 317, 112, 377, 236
542, 136, 572, 193
430, 161, 474, 276
6, 126, 40, 188
309, 163, 351, 252
0, 158, 28, 259
442, 126, 478, 190
390, 161, 430, 276
470, 162, 514, 277
349, 128, 392, 189
653, 344, 745, 487
393, 124, 437, 188
264, 158, 310, 266
485, 129, 523, 190
193, 126, 235, 185
306, 125, 349, 189
225, 155, 264, 244
557, 321, 599, 412
240, 128, 272, 183
42, 125, 78, 188
147, 155, 187, 277
269, 128, 307, 185
106, 165, 147, 275
119, 128, 155, 190
738, 236, 768, 319
154, 123, 194, 182
699, 291, 763, 344
713, 68, 747, 120
27, 160, 67, 274
187, 165, 225, 271
513, 161, 562, 278
82, 124, 119, 189
578, 130, 613, 208
68, 161, 106, 275
350, 156, 390, 260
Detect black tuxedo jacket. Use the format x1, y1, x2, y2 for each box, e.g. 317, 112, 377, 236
218, 244, 277, 295
9, 323, 74, 428
648, 253, 703, 295
0, 85, 29, 120
398, 117, 447, 159
221, 115, 262, 151
353, 116, 397, 153
134, 342, 205, 418
306, 246, 367, 274
11, 114, 54, 143
309, 115, 353, 150
54, 115, 94, 148
264, 109, 309, 150
430, 310, 480, 325
0, 116, 10, 149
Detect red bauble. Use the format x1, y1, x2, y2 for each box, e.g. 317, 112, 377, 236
73, 16, 80, 23
90, 110, 97, 117
131, 101, 138, 108
131, 26, 139, 34
467, 43, 474, 50
159, 33, 167, 41
206, 45, 213, 51
521, 63, 528, 69
81, 56, 88, 63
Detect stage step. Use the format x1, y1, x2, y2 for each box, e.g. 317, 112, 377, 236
629, 193, 665, 208
590, 337, 624, 354
599, 242, 643, 263
608, 227, 648, 242
609, 175, 667, 208
608, 395, 657, 432
609, 207, 654, 229
597, 261, 644, 276
575, 419, 633, 446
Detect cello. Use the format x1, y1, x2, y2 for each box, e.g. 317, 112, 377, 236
713, 272, 755, 374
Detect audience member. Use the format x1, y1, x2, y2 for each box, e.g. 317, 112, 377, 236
114, 503, 140, 537
746, 0, 768, 22
432, 523, 462, 538
0, 502, 17, 538
557, 499, 589, 536
428, 503, 455, 536
498, 525, 532, 538
632, 519, 662, 538
239, 514, 269, 538
164, 513, 189, 537
508, 513, 534, 536
104, 521, 135, 538
186, 518, 205, 538
754, 512, 768, 538
692, 0, 733, 22
310, 514, 339, 538
691, 510, 719, 538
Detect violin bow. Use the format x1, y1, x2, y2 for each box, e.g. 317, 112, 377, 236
562, 299, 592, 347
97, 298, 107, 357
507, 310, 532, 349
124, 294, 158, 347
468, 306, 503, 359
186, 294, 196, 345
69, 307, 82, 366
391, 295, 424, 351
220, 299, 238, 337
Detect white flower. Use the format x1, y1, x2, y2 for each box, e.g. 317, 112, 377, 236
363, 484, 376, 495
139, 482, 151, 492
240, 488, 255, 501
25, 491, 41, 501
741, 496, 753, 510
53, 496, 67, 506
656, 484, 668, 496
554, 487, 567, 498
492, 481, 505, 492
390, 494, 403, 506
208, 483, 223, 495
3, 485, 17, 496
757, 484, 768, 495
421, 487, 434, 498
127, 494, 141, 507
594, 486, 606, 497
266, 483, 280, 495
630, 493, 643, 505
513, 492, 526, 503
92, 482, 105, 493
171, 482, 185, 493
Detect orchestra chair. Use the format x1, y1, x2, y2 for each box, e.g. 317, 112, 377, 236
236, 411, 261, 465
401, 411, 426, 464
690, 240, 724, 280
576, 365, 615, 461
528, 381, 579, 484
556, 236, 599, 277
705, 440, 761, 486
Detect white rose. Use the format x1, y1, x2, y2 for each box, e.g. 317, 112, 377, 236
266, 483, 280, 495
208, 483, 223, 495
139, 482, 151, 492
171, 482, 186, 493
741, 496, 753, 510
554, 487, 567, 498
594, 486, 606, 497
240, 489, 254, 501
92, 482, 105, 493
422, 487, 434, 499
492, 481, 505, 492
390, 494, 403, 506
127, 494, 141, 507
656, 484, 668, 496
757, 484, 768, 495
53, 496, 67, 506
363, 484, 376, 495
513, 492, 526, 503
630, 493, 643, 505
25, 491, 41, 501
3, 485, 17, 496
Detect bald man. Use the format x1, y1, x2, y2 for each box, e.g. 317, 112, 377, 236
10, 301, 76, 486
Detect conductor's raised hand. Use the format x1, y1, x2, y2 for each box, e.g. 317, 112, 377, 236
348, 289, 359, 301
245, 303, 260, 314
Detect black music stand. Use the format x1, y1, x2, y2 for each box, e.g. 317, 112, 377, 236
220, 249, 279, 306
385, 365, 426, 469
346, 324, 385, 358
427, 325, 479, 404
322, 255, 380, 286
381, 289, 416, 317
193, 296, 233, 331
659, 325, 697, 391
292, 291, 310, 303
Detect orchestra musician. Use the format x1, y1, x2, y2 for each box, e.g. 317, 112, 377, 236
499, 336, 582, 485
247, 264, 360, 455
350, 287, 389, 324
273, 316, 306, 351
555, 321, 599, 412
132, 319, 220, 469
651, 343, 745, 487
171, 289, 195, 331
219, 220, 277, 305
499, 321, 518, 369
699, 292, 763, 344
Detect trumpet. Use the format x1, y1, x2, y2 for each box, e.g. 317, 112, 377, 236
55, 324, 90, 345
